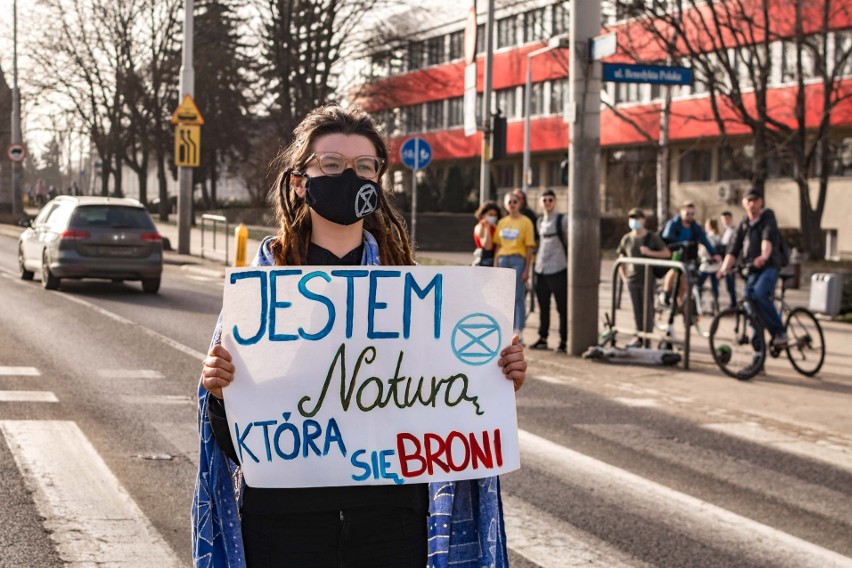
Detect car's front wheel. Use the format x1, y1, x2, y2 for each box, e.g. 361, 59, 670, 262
142, 278, 160, 294
41, 252, 60, 290
19, 246, 34, 280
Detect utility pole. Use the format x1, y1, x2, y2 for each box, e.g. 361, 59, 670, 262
177, 0, 195, 254
567, 0, 601, 355
10, 0, 23, 216
478, 0, 494, 205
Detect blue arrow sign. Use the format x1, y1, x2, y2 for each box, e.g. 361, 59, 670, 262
603, 63, 694, 86
400, 137, 432, 171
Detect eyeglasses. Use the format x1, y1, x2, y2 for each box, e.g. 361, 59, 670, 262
507, 200, 518, 206
304, 152, 385, 179
684, 210, 695, 217
542, 197, 554, 203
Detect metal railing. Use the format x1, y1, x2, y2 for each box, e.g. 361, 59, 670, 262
610, 257, 696, 369
200, 214, 229, 266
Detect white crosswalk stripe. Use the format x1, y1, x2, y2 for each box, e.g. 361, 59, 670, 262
0, 420, 182, 567
0, 366, 40, 376
518, 429, 852, 568
0, 390, 58, 402
96, 369, 166, 380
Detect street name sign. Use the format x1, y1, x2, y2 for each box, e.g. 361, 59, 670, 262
170, 94, 205, 125
589, 32, 617, 61
603, 63, 694, 86
401, 137, 432, 171
6, 143, 26, 162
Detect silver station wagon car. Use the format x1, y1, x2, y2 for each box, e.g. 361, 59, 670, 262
18, 196, 163, 293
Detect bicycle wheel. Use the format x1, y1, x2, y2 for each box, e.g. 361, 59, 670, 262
785, 307, 825, 376
709, 307, 766, 380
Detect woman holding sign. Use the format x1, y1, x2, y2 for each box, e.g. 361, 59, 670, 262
193, 105, 527, 568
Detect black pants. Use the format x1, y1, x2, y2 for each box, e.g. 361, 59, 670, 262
627, 280, 654, 334
241, 506, 427, 568
534, 269, 567, 345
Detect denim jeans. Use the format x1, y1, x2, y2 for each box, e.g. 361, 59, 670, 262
745, 266, 784, 338
724, 272, 737, 308
499, 254, 527, 331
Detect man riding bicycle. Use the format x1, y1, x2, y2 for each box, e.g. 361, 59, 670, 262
660, 201, 721, 305
717, 188, 789, 348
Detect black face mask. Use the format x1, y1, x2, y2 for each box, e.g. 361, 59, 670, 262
304, 168, 380, 226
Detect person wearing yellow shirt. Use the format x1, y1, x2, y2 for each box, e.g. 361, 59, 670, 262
494, 191, 536, 342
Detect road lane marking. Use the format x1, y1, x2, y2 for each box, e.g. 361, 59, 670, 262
705, 421, 852, 474
120, 394, 194, 405
0, 391, 58, 402
97, 369, 165, 380
576, 423, 852, 524
0, 420, 183, 567
0, 366, 40, 376
503, 493, 649, 568
612, 397, 659, 407
519, 429, 852, 568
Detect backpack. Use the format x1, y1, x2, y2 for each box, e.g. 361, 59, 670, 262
643, 233, 670, 279
538, 213, 567, 253
776, 233, 791, 268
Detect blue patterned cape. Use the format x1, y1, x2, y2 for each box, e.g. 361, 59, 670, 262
192, 232, 508, 567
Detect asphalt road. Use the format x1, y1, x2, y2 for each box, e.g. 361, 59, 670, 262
0, 232, 850, 568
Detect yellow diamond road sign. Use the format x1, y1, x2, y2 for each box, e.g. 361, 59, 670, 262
170, 95, 204, 125
175, 124, 201, 167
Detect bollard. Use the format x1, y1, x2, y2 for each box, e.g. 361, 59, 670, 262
234, 223, 248, 267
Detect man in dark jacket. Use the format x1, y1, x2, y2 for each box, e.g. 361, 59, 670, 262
718, 188, 789, 348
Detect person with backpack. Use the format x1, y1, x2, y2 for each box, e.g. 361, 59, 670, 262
718, 188, 791, 349
530, 189, 569, 353
617, 207, 671, 348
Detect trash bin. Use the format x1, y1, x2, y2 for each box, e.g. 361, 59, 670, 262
809, 273, 842, 316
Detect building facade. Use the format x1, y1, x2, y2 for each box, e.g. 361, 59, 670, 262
357, 0, 852, 258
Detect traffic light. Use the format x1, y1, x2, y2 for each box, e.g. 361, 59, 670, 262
491, 112, 507, 160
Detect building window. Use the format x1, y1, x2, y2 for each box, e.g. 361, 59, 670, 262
496, 16, 516, 49
425, 100, 443, 131
448, 97, 464, 127
377, 109, 397, 137
529, 82, 544, 116
678, 148, 713, 183
448, 30, 463, 61
426, 36, 444, 67
549, 158, 567, 186
495, 87, 517, 120
781, 40, 817, 84
408, 41, 423, 71
524, 8, 546, 44
823, 137, 852, 177
614, 81, 642, 104
718, 144, 754, 181
835, 31, 852, 77
404, 105, 423, 133
550, 80, 565, 115
607, 147, 658, 211
476, 23, 486, 54
552, 3, 569, 36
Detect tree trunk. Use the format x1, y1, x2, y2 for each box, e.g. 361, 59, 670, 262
156, 139, 169, 221
798, 181, 824, 260
137, 152, 149, 205
113, 154, 124, 198
101, 160, 112, 196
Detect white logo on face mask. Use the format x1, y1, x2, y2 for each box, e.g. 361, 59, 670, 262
355, 184, 378, 218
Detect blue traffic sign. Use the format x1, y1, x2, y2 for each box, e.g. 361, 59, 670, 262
400, 137, 432, 171
603, 63, 694, 86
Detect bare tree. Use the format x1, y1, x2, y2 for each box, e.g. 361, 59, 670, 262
614, 0, 852, 257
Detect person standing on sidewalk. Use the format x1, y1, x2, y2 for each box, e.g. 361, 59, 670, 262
719, 210, 738, 308
530, 189, 568, 353
617, 208, 671, 348
494, 191, 536, 342
472, 201, 501, 266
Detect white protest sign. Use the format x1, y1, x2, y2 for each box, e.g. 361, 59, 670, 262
221, 266, 520, 488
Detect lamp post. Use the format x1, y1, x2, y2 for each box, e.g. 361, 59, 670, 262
522, 35, 570, 193
10, 0, 23, 215
177, 0, 195, 254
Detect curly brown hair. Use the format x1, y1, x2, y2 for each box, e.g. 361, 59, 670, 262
268, 104, 414, 266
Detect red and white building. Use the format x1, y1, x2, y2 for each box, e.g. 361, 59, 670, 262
357, 0, 852, 258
